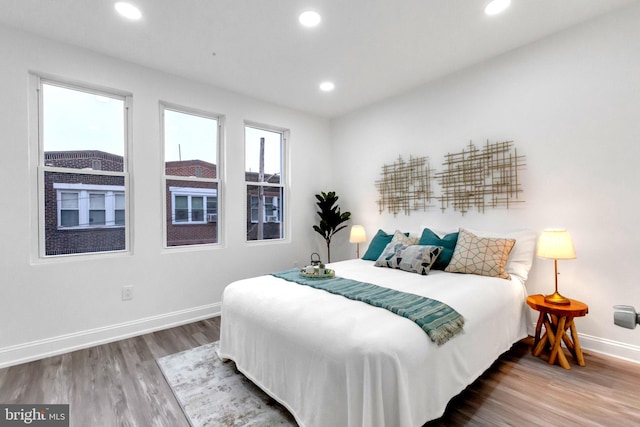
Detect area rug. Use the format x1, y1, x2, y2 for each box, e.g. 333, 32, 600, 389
157, 342, 297, 427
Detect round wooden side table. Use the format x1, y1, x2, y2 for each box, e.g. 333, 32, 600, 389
526, 294, 589, 370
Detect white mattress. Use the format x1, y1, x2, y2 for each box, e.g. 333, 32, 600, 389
219, 259, 529, 427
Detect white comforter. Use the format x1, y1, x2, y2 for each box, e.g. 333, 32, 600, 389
219, 259, 529, 427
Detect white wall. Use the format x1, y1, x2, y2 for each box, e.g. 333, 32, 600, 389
4, 3, 640, 368
331, 4, 640, 362
0, 25, 332, 367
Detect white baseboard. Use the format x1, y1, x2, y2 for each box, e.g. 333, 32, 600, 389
579, 333, 640, 364
0, 302, 221, 369
528, 321, 640, 364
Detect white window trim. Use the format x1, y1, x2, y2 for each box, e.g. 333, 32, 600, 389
244, 122, 288, 242
161, 102, 224, 248
31, 73, 132, 260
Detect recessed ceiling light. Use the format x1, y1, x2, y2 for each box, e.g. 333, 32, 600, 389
319, 81, 335, 92
115, 2, 142, 20
484, 0, 511, 16
299, 10, 321, 27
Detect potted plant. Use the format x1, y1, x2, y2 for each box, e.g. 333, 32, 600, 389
313, 191, 351, 263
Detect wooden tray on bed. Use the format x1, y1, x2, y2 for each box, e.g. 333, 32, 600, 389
298, 269, 336, 279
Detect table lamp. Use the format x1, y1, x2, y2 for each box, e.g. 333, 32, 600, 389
349, 225, 367, 258
536, 228, 576, 305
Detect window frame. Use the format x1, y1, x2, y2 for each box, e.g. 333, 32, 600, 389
249, 194, 282, 224
54, 183, 126, 229
161, 102, 223, 249
169, 186, 218, 225
32, 74, 132, 259
244, 122, 288, 243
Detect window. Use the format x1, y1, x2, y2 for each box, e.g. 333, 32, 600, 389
250, 195, 281, 223
169, 187, 218, 224
245, 124, 286, 241
115, 193, 125, 226
54, 184, 125, 229
89, 193, 106, 226
163, 105, 221, 247
38, 79, 130, 257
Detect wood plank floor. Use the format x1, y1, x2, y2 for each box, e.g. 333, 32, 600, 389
1, 317, 639, 426
427, 337, 640, 426
0, 317, 221, 427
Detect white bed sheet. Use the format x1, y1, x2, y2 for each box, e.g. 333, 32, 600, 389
219, 259, 529, 427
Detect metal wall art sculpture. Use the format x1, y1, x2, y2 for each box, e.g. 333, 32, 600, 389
375, 141, 525, 216
375, 156, 434, 216
435, 140, 525, 214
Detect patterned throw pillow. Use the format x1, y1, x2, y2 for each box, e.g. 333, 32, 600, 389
445, 228, 515, 279
374, 242, 407, 268
396, 245, 442, 275
391, 230, 419, 246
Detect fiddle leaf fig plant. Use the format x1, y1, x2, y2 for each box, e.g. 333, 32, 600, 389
313, 191, 351, 263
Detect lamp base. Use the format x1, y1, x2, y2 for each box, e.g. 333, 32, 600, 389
544, 291, 570, 305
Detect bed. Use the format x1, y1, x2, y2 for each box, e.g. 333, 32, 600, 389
219, 228, 536, 427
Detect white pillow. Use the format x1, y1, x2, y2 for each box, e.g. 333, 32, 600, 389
464, 228, 537, 282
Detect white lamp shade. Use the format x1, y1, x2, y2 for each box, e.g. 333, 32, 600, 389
349, 225, 367, 243
536, 229, 576, 260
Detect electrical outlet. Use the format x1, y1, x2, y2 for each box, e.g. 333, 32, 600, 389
122, 285, 133, 301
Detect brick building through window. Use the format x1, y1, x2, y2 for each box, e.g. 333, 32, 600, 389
45, 151, 283, 252
44, 150, 126, 255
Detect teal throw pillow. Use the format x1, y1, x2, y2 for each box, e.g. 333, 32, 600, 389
362, 229, 408, 261
362, 229, 394, 260
418, 228, 459, 270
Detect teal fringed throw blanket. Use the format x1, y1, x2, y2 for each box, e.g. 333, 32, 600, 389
272, 269, 464, 345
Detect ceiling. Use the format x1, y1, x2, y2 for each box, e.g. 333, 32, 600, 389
0, 0, 637, 118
